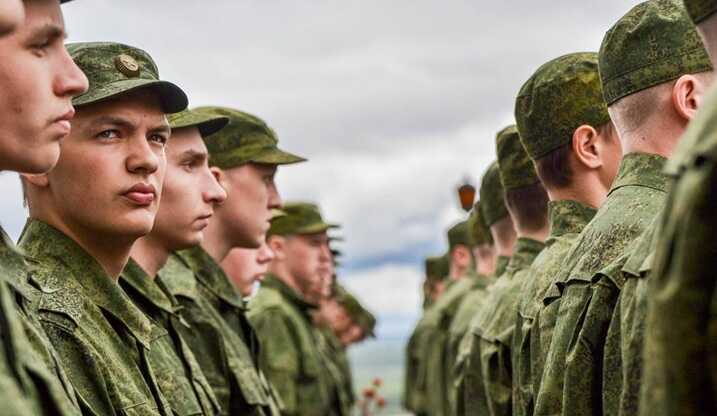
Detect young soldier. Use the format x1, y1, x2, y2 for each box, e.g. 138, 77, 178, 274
19, 41, 188, 414
121, 109, 229, 414
465, 125, 549, 416
248, 202, 337, 416
534, 2, 713, 415
420, 220, 476, 416
639, 1, 717, 415
0, 0, 87, 414
456, 160, 516, 416
158, 106, 304, 415
447, 201, 496, 414
222, 242, 275, 297
511, 52, 620, 416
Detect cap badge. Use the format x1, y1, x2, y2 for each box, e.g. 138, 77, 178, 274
114, 54, 140, 78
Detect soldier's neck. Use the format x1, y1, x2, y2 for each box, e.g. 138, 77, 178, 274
130, 235, 171, 278
200, 224, 232, 264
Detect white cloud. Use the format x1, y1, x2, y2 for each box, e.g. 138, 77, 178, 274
342, 263, 423, 317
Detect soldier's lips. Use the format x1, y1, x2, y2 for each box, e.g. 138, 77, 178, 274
52, 108, 75, 137
122, 183, 156, 206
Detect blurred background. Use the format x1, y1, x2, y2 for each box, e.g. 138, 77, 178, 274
0, 1, 642, 413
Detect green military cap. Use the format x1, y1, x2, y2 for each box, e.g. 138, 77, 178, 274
356, 309, 377, 338
334, 286, 376, 337
447, 220, 472, 250
193, 106, 306, 169
425, 255, 449, 282
479, 161, 509, 226
684, 0, 717, 23
468, 201, 493, 246
270, 208, 287, 220
516, 52, 611, 160
599, 0, 712, 105
268, 201, 338, 237
67, 42, 188, 113
495, 125, 539, 190
167, 109, 229, 138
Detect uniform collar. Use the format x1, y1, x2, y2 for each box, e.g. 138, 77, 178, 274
493, 255, 510, 278
19, 219, 157, 348
262, 273, 318, 313
505, 237, 544, 275
0, 225, 31, 298
547, 200, 597, 240
121, 257, 179, 316
607, 152, 669, 196
175, 246, 245, 310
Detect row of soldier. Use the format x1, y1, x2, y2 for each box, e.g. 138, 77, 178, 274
0, 0, 378, 415
405, 0, 717, 415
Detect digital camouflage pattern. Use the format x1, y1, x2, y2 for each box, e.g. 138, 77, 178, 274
447, 220, 472, 250
167, 108, 229, 138
599, 0, 712, 105
248, 274, 332, 416
639, 84, 717, 416
516, 52, 610, 160
0, 226, 80, 415
67, 42, 187, 113
120, 258, 221, 415
470, 238, 544, 416
159, 248, 282, 416
268, 201, 338, 237
468, 201, 494, 246
602, 216, 659, 416
19, 220, 172, 415
194, 106, 306, 169
684, 0, 717, 22
495, 125, 539, 190
420, 270, 479, 416
534, 152, 669, 416
512, 200, 597, 416
479, 162, 509, 226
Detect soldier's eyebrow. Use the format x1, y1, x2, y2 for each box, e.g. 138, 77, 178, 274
179, 149, 208, 163
25, 22, 66, 44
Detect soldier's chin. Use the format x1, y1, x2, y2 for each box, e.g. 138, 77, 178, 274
119, 212, 157, 238
9, 145, 61, 175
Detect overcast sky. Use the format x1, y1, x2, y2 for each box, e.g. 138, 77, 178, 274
0, 0, 644, 339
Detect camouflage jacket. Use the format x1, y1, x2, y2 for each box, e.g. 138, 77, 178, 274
248, 274, 331, 416
120, 258, 221, 415
512, 200, 596, 416
19, 219, 172, 415
159, 248, 282, 416
316, 327, 354, 416
466, 238, 545, 416
0, 225, 80, 415
534, 152, 668, 416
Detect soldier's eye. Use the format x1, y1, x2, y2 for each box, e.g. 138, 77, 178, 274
149, 134, 168, 146
97, 130, 119, 140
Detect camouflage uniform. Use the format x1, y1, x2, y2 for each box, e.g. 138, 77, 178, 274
316, 327, 354, 416
511, 51, 607, 416
160, 248, 282, 416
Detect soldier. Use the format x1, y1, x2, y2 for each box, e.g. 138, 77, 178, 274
511, 52, 620, 416
158, 106, 303, 415
402, 254, 448, 415
457, 160, 516, 416
465, 125, 549, 416
420, 220, 477, 416
534, 2, 713, 415
122, 108, 231, 414
248, 202, 337, 416
19, 41, 188, 414
0, 0, 88, 414
639, 1, 717, 414
446, 202, 495, 414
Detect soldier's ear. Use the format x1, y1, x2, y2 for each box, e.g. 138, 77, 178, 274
572, 124, 603, 170
672, 73, 711, 122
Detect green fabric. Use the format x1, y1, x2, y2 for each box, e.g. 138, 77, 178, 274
268, 201, 338, 237
516, 52, 610, 160
19, 220, 172, 415
248, 274, 332, 416
159, 247, 283, 415
194, 106, 306, 169
315, 328, 353, 416
466, 238, 545, 416
403, 314, 429, 413
599, 0, 712, 105
120, 258, 221, 415
425, 255, 445, 282
468, 201, 494, 246
479, 162, 509, 226
335, 287, 376, 337
534, 152, 669, 416
512, 200, 597, 416
447, 220, 472, 250
167, 108, 229, 138
496, 125, 539, 190
420, 271, 481, 416
685, 0, 717, 22
67, 42, 187, 113
639, 84, 717, 416
0, 226, 81, 415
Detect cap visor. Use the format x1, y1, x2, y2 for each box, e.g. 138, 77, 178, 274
73, 79, 188, 114
294, 222, 339, 235
251, 147, 307, 165
196, 117, 230, 137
